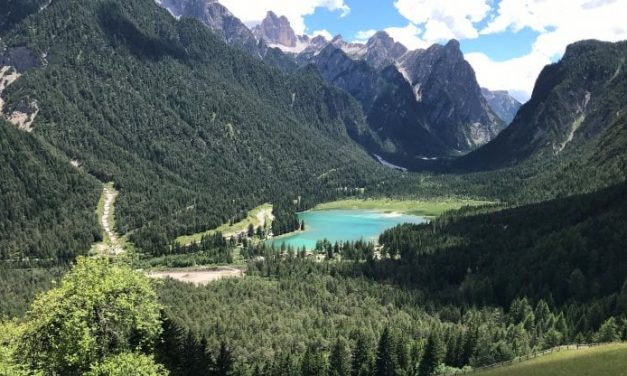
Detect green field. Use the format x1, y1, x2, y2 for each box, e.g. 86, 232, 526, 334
313, 198, 493, 217
176, 203, 273, 245
474, 343, 627, 376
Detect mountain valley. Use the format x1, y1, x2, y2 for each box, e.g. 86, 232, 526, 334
1, 0, 626, 375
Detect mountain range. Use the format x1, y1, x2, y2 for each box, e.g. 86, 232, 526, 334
155, 0, 521, 162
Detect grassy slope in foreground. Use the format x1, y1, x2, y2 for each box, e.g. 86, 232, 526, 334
475, 343, 627, 376
313, 198, 493, 217
176, 204, 273, 245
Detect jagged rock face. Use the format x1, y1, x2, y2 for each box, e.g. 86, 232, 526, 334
363, 31, 407, 70
310, 44, 382, 109
157, 0, 260, 56
459, 40, 627, 170
252, 11, 297, 47
306, 44, 446, 157
481, 88, 522, 124
399, 40, 504, 150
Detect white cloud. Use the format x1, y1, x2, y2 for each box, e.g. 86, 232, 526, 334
470, 0, 627, 101
465, 51, 549, 102
219, 0, 350, 35
311, 29, 334, 40
385, 24, 429, 50
354, 29, 377, 43
393, 0, 491, 43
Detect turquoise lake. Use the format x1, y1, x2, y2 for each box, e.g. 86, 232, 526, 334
267, 209, 427, 250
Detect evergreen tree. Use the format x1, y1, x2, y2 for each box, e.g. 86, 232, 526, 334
461, 328, 478, 366
596, 317, 620, 343
351, 332, 373, 376
329, 337, 351, 376
302, 344, 328, 376
419, 332, 444, 376
375, 327, 397, 376
215, 342, 234, 376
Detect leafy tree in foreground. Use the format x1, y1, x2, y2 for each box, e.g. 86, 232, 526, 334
86, 353, 168, 376
0, 321, 31, 376
16, 257, 163, 375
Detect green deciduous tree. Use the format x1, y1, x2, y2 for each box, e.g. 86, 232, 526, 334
16, 257, 162, 375
86, 353, 168, 376
0, 321, 31, 376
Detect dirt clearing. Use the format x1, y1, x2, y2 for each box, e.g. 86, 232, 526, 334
147, 268, 243, 285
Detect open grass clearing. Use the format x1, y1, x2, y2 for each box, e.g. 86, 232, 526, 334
313, 198, 493, 217
474, 343, 627, 376
176, 203, 273, 246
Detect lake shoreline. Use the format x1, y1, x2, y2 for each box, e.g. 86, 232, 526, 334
265, 208, 427, 251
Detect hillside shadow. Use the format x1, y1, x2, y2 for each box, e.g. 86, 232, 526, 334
97, 2, 186, 61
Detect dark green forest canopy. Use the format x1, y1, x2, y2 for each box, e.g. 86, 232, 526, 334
377, 182, 627, 308
0, 120, 100, 262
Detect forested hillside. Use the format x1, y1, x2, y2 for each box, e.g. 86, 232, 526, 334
0, 0, 388, 256
0, 119, 100, 262
378, 182, 627, 311
459, 40, 627, 170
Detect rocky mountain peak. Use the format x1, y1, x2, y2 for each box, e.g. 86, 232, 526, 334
364, 31, 408, 69
157, 0, 260, 56
394, 39, 504, 150
252, 10, 297, 47
481, 88, 522, 124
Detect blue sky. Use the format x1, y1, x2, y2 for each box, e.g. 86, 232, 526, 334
220, 0, 627, 102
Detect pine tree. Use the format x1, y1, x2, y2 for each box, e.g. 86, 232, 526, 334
215, 341, 234, 376
375, 327, 397, 376
329, 337, 351, 376
596, 317, 620, 343
461, 327, 478, 366
302, 344, 328, 376
419, 332, 445, 376
351, 332, 373, 376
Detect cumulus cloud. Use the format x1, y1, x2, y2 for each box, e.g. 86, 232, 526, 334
465, 52, 549, 102
385, 24, 429, 49
469, 0, 627, 100
354, 29, 377, 43
393, 0, 491, 42
218, 0, 627, 101
219, 0, 350, 35
311, 29, 334, 40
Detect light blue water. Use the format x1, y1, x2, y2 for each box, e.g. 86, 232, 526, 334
267, 209, 427, 250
